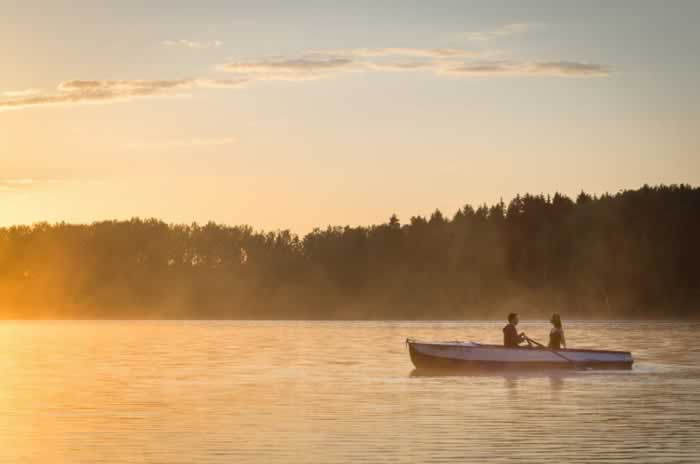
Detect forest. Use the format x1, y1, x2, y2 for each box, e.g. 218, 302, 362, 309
0, 184, 698, 319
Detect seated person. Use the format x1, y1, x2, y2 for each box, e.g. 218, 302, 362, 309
503, 312, 528, 347
548, 313, 567, 349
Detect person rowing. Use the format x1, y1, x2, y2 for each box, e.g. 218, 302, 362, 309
503, 312, 529, 348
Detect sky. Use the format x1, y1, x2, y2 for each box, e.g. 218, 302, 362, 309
1, 0, 699, 233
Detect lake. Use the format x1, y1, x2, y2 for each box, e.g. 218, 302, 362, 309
0, 321, 698, 463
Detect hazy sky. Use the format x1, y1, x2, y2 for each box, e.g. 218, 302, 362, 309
1, 0, 698, 232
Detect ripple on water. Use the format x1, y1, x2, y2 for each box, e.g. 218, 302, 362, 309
0, 320, 698, 463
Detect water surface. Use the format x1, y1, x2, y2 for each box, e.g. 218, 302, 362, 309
1, 321, 698, 463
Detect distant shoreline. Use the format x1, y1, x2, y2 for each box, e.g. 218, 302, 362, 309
1, 184, 698, 320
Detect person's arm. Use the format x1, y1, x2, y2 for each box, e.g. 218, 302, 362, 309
561, 330, 567, 349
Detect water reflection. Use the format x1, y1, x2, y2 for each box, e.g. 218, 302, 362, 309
409, 368, 569, 394
410, 367, 574, 380
549, 374, 564, 392
0, 321, 698, 464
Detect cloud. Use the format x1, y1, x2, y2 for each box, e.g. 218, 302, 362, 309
124, 137, 238, 150
2, 88, 40, 97
3, 178, 34, 185
461, 23, 536, 42
0, 79, 194, 111
320, 47, 497, 58
215, 50, 491, 80
363, 61, 442, 72
445, 61, 610, 77
218, 52, 608, 79
57, 79, 194, 93
533, 61, 610, 76
163, 39, 223, 49
0, 178, 40, 193
0, 78, 248, 112
194, 78, 250, 88
217, 57, 356, 80
1, 44, 609, 112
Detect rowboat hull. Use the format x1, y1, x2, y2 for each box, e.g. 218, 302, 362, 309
407, 339, 633, 370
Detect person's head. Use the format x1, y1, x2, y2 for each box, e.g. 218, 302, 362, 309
550, 313, 562, 329
507, 312, 519, 326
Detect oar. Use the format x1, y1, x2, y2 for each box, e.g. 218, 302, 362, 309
525, 336, 578, 366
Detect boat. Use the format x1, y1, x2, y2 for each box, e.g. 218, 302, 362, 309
407, 339, 633, 370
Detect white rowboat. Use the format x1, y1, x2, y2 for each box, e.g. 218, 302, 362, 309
407, 339, 633, 370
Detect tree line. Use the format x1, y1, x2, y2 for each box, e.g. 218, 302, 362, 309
1, 184, 698, 319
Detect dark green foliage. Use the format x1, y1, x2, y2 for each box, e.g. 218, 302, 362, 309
1, 184, 698, 319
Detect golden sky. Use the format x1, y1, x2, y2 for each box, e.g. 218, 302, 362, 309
1, 1, 698, 232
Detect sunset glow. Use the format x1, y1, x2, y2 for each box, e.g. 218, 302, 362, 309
2, 1, 698, 232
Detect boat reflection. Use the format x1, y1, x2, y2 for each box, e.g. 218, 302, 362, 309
409, 367, 577, 379
411, 367, 571, 387
409, 368, 572, 399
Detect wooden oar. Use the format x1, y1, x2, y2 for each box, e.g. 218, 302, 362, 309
525, 336, 578, 366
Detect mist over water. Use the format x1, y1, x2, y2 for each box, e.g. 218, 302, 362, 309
1, 320, 698, 463
2, 185, 698, 320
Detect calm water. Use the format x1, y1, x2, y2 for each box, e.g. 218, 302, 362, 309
0, 321, 698, 463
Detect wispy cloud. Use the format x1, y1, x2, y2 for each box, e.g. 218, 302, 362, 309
219, 50, 610, 79
217, 57, 356, 80
0, 78, 248, 112
194, 78, 251, 88
320, 47, 499, 58
1, 40, 610, 112
444, 60, 609, 77
2, 178, 34, 185
163, 39, 223, 49
2, 88, 40, 97
461, 23, 537, 42
0, 178, 45, 193
215, 49, 500, 80
363, 61, 443, 72
532, 61, 610, 76
0, 80, 194, 112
